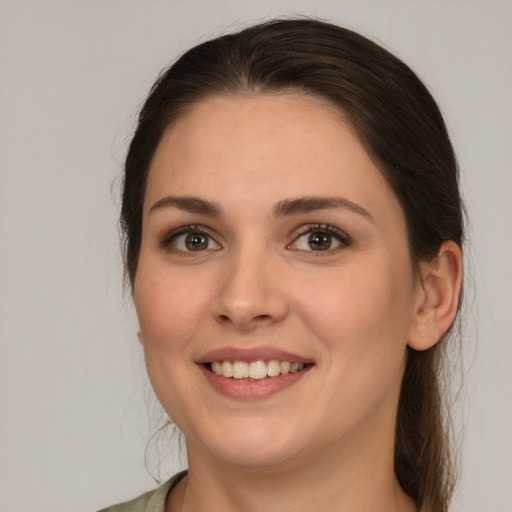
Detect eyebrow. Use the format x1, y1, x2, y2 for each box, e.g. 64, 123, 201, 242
149, 196, 222, 216
148, 195, 373, 221
273, 197, 373, 221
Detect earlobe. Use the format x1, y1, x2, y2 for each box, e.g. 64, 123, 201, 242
137, 330, 143, 345
407, 241, 463, 351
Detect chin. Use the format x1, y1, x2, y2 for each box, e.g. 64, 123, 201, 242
210, 441, 299, 470
188, 418, 308, 470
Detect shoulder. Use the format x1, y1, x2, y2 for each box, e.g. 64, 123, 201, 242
97, 471, 187, 512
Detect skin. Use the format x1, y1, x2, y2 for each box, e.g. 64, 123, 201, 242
134, 94, 461, 512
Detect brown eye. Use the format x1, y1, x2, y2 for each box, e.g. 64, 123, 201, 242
185, 232, 209, 251
162, 226, 221, 253
308, 232, 332, 251
290, 224, 350, 252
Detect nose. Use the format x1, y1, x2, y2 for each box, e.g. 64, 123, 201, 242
213, 245, 289, 331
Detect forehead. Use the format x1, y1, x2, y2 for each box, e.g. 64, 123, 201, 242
145, 94, 401, 222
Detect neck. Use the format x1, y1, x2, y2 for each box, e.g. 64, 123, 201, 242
167, 429, 416, 512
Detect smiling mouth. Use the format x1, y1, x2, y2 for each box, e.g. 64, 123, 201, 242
207, 360, 310, 380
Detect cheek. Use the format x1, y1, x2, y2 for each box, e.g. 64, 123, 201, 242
295, 260, 414, 421
134, 261, 213, 354
295, 258, 415, 361
133, 261, 218, 425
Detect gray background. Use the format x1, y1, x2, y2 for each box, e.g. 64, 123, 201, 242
0, 1, 510, 511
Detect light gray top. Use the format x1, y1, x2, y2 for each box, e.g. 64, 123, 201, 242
97, 471, 187, 512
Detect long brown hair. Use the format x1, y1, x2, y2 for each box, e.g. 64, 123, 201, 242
121, 18, 464, 511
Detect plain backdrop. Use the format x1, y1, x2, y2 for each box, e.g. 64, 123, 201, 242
0, 1, 511, 511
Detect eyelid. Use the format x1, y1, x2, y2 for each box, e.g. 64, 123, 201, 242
158, 223, 350, 253
288, 223, 351, 251
159, 224, 221, 252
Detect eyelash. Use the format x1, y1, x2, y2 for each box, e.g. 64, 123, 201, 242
159, 225, 219, 253
291, 224, 351, 252
159, 223, 351, 253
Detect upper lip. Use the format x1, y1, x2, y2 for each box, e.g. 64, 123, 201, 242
196, 346, 314, 364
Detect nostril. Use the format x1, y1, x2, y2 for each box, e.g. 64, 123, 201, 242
217, 313, 271, 324
254, 314, 272, 322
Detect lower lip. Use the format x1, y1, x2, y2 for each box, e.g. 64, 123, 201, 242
199, 364, 312, 399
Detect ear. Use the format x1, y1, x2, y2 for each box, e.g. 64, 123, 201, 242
408, 241, 463, 351
137, 330, 143, 345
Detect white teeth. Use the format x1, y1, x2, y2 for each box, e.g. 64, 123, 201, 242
221, 361, 233, 378
267, 360, 281, 377
289, 363, 305, 373
233, 361, 249, 379
212, 361, 223, 375
210, 359, 308, 379
249, 360, 267, 380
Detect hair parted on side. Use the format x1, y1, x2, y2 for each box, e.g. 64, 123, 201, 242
121, 18, 464, 512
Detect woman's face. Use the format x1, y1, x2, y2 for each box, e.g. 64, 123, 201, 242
134, 94, 422, 470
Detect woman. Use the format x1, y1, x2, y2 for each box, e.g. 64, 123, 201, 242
101, 18, 464, 512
